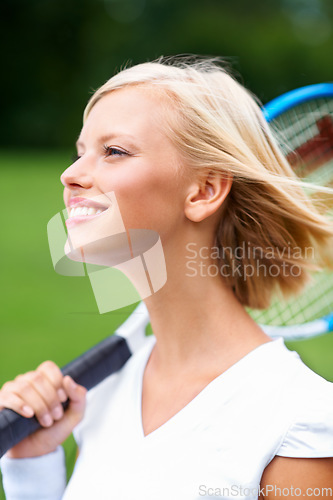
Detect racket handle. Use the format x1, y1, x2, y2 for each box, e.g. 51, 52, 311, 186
0, 334, 131, 458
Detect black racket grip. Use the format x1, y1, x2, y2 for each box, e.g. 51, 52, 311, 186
0, 334, 131, 458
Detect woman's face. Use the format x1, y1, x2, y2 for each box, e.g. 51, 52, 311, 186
61, 87, 188, 263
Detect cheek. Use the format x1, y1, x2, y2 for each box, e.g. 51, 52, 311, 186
103, 166, 184, 235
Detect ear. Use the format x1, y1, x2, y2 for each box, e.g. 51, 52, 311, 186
184, 171, 232, 223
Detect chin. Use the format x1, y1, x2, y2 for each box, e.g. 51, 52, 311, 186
64, 231, 132, 268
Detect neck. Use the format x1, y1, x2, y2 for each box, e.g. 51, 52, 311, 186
143, 238, 270, 374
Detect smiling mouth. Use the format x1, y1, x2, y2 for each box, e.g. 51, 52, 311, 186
69, 206, 105, 217
65, 205, 109, 228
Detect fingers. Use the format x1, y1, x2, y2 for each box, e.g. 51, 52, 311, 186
0, 388, 34, 417
0, 361, 86, 429
19, 377, 62, 426
37, 361, 67, 403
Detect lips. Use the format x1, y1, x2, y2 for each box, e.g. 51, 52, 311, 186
65, 197, 110, 228
68, 197, 109, 210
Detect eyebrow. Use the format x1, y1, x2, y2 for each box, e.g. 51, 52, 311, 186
76, 133, 139, 150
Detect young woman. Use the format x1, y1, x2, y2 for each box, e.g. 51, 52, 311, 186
1, 57, 333, 500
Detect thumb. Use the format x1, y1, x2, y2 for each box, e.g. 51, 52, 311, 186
62, 376, 87, 426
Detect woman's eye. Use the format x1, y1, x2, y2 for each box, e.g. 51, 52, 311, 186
103, 145, 128, 157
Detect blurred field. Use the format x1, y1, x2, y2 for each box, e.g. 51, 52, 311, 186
0, 151, 137, 498
0, 151, 138, 384
0, 151, 332, 498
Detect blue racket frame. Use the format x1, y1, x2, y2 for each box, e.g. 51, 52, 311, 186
263, 83, 333, 122
260, 82, 333, 338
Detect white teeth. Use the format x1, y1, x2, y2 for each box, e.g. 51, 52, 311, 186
68, 206, 106, 218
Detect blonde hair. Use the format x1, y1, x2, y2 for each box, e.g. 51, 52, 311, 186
84, 56, 333, 309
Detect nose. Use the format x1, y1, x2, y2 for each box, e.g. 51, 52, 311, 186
60, 157, 94, 190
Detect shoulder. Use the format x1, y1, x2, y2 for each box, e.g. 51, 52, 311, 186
277, 363, 333, 458
256, 340, 333, 496
267, 340, 333, 459
239, 338, 333, 460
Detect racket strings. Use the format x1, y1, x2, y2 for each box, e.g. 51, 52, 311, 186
249, 271, 333, 325
249, 96, 333, 328
274, 99, 333, 181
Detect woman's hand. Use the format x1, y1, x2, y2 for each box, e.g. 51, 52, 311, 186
0, 361, 87, 459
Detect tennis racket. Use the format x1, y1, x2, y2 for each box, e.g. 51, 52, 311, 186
0, 301, 150, 458
0, 83, 333, 457
253, 83, 333, 339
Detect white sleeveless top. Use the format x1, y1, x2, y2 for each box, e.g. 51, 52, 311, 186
60, 336, 333, 500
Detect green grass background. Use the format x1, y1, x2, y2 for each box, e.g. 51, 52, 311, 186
0, 151, 332, 498
0, 151, 138, 498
